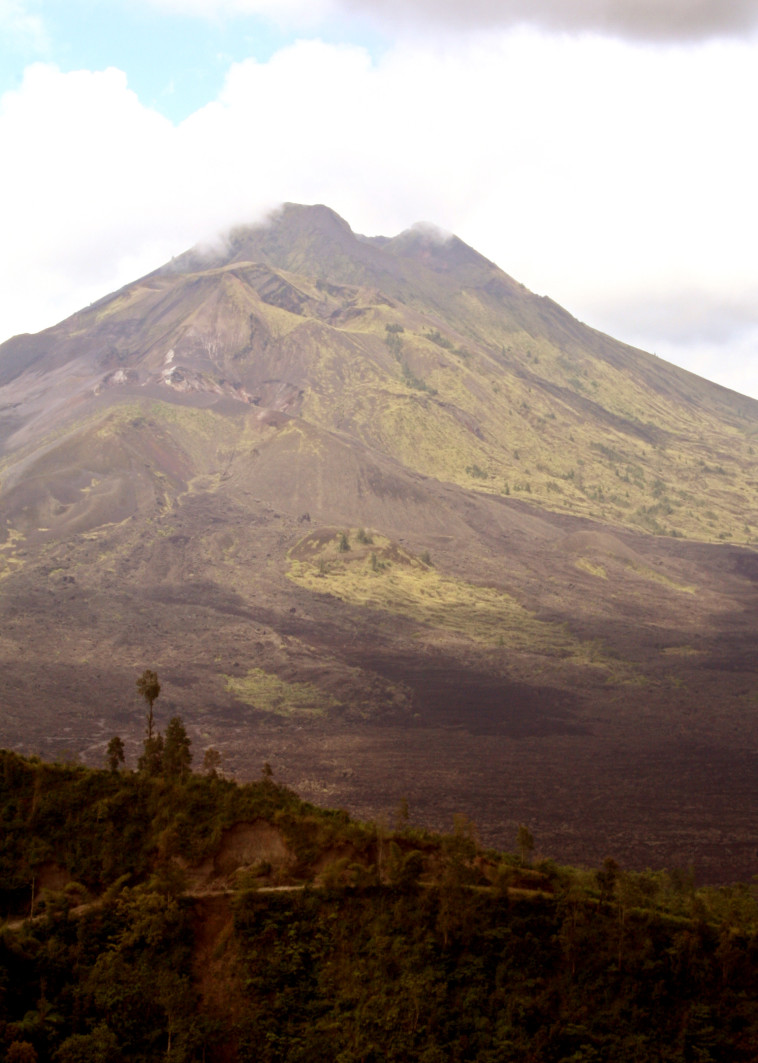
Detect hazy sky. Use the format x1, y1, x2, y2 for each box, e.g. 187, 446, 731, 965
2, 0, 757, 396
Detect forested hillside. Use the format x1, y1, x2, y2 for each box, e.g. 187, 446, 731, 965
2, 748, 758, 1062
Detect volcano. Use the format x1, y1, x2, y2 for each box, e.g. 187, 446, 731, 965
2, 203, 758, 881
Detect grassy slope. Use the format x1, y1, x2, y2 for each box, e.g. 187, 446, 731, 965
296, 285, 758, 544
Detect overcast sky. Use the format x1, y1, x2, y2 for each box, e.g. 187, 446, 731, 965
2, 0, 757, 396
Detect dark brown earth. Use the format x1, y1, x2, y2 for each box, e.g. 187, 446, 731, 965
2, 204, 758, 885
2, 487, 757, 885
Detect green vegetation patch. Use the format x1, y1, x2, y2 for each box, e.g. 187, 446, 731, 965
624, 560, 697, 594
574, 557, 607, 579
288, 530, 618, 666
225, 668, 340, 718
0, 526, 25, 578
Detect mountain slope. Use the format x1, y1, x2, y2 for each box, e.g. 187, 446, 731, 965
1, 203, 758, 881
3, 203, 758, 542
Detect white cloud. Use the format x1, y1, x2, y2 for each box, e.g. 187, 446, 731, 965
1, 31, 757, 396
0, 0, 49, 52
0, 64, 178, 332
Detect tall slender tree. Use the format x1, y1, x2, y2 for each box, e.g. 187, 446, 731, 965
136, 670, 161, 741
136, 670, 163, 775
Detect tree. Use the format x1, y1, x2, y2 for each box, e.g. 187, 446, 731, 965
163, 716, 192, 780
202, 747, 222, 777
136, 669, 161, 741
56, 1024, 120, 1063
596, 857, 619, 907
517, 823, 535, 866
6, 1044, 38, 1063
138, 732, 163, 776
106, 735, 125, 773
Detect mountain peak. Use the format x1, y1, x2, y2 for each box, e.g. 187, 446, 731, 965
189, 202, 381, 284
278, 201, 354, 234
228, 202, 355, 255
381, 223, 497, 275
165, 203, 499, 294
159, 203, 358, 279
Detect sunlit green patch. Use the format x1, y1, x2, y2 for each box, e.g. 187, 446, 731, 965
224, 668, 341, 718
575, 558, 607, 579
0, 527, 26, 579
288, 529, 627, 674
623, 562, 697, 594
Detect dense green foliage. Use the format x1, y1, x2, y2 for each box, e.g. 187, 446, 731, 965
0, 750, 350, 910
232, 888, 758, 1062
2, 751, 758, 1062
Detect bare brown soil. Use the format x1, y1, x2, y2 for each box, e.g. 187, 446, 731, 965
213, 822, 294, 881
